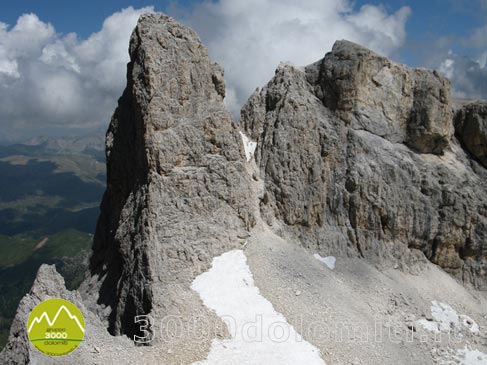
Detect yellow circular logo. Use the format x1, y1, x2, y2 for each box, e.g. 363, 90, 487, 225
27, 298, 85, 356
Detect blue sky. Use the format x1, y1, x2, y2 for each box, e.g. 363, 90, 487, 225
1, 0, 484, 64
0, 0, 485, 141
0, 1, 181, 37
0, 1, 196, 39
356, 0, 487, 65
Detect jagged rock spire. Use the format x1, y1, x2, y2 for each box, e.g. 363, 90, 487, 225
80, 13, 255, 338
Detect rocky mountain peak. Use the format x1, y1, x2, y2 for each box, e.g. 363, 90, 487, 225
242, 39, 487, 289
0, 265, 86, 364
79, 12, 255, 340
2, 14, 487, 365
306, 39, 453, 154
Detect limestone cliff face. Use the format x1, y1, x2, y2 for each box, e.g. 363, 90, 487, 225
455, 101, 487, 168
317, 40, 453, 154
242, 40, 487, 289
79, 14, 254, 338
2, 15, 487, 364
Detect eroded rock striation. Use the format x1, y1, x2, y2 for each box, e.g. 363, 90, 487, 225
2, 14, 487, 365
242, 40, 487, 289
79, 13, 254, 339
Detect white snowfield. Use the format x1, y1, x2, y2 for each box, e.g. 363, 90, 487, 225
417, 301, 479, 334
455, 346, 487, 365
191, 249, 326, 365
416, 301, 486, 364
239, 131, 257, 162
313, 254, 336, 270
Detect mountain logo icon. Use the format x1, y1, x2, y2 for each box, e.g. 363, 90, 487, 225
27, 298, 85, 357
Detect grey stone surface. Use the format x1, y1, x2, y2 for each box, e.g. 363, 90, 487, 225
309, 40, 453, 154
0, 265, 95, 365
1, 14, 252, 363
242, 41, 487, 290
2, 16, 487, 365
0, 265, 156, 365
0, 265, 62, 365
455, 101, 487, 168
79, 13, 255, 339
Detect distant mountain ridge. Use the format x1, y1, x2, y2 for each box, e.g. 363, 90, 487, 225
22, 134, 105, 155
0, 133, 105, 350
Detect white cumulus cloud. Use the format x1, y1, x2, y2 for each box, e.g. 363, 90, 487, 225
0, 6, 153, 142
435, 23, 487, 101
0, 2, 412, 141
181, 0, 411, 116
438, 53, 487, 100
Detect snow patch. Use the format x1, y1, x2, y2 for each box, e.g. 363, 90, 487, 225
313, 254, 336, 270
191, 249, 326, 365
417, 301, 479, 334
460, 315, 480, 334
416, 318, 440, 333
454, 346, 487, 365
239, 131, 257, 162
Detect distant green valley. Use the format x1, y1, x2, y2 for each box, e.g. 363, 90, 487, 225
0, 135, 105, 348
